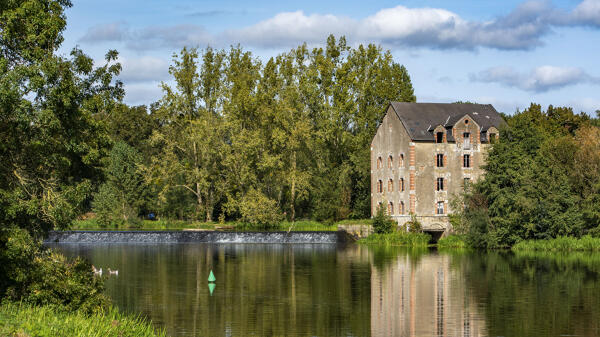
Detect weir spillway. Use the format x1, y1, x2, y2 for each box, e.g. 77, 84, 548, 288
44, 230, 355, 244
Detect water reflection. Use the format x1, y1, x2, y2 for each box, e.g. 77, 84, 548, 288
49, 243, 600, 337
370, 248, 485, 337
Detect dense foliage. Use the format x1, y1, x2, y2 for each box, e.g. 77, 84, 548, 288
0, 0, 115, 314
0, 229, 107, 313
137, 37, 415, 225
454, 104, 600, 248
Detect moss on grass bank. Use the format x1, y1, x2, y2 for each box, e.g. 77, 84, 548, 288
0, 303, 165, 337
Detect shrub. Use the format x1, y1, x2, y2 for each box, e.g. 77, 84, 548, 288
359, 232, 431, 247
437, 235, 469, 249
239, 189, 283, 229
405, 213, 423, 233
372, 204, 396, 234
0, 229, 108, 313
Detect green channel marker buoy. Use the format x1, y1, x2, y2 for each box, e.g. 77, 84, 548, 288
208, 282, 216, 295
208, 270, 216, 282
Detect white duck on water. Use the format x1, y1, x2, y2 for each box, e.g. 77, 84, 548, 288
92, 265, 102, 276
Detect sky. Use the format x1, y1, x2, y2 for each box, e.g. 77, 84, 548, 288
60, 0, 600, 115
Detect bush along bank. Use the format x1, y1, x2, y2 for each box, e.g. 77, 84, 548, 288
0, 303, 165, 337
359, 231, 431, 247
512, 235, 600, 252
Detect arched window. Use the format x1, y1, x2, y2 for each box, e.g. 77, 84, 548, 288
388, 179, 394, 192
388, 155, 393, 168
400, 154, 404, 167
400, 201, 405, 215
377, 157, 382, 169
377, 180, 383, 193
388, 202, 394, 215
399, 178, 405, 192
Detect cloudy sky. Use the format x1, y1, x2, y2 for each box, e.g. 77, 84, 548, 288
61, 0, 600, 114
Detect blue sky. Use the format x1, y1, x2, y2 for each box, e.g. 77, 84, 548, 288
60, 0, 600, 114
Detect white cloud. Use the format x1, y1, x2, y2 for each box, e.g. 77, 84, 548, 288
78, 1, 600, 52
470, 65, 599, 92
118, 56, 170, 83
225, 11, 353, 48
569, 0, 600, 26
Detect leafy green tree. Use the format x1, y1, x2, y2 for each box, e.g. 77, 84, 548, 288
372, 204, 396, 234
149, 47, 227, 221
93, 142, 147, 226
461, 104, 599, 248
0, 0, 121, 237
0, 0, 119, 311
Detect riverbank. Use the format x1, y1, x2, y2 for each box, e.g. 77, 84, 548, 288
512, 235, 600, 252
358, 232, 431, 247
71, 219, 357, 232
0, 303, 164, 337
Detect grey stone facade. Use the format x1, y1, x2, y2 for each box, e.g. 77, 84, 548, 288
370, 102, 503, 233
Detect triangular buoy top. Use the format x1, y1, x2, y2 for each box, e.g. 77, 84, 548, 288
208, 270, 216, 282
208, 282, 216, 295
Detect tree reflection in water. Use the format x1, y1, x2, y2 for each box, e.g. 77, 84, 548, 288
51, 243, 600, 337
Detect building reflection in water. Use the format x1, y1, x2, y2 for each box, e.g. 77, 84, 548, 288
371, 252, 486, 337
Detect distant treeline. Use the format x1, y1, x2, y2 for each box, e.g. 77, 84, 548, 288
93, 36, 416, 226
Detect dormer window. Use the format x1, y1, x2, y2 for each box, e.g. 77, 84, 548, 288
436, 132, 444, 143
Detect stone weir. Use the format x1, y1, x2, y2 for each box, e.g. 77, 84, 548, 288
45, 231, 355, 244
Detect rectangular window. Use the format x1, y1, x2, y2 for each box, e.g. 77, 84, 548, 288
463, 154, 470, 168
437, 201, 444, 214
436, 154, 444, 167
437, 177, 444, 191
463, 132, 471, 149
436, 132, 444, 143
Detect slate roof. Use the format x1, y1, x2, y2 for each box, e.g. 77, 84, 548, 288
389, 102, 505, 142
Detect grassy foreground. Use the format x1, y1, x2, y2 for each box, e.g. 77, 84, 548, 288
512, 235, 600, 252
71, 219, 347, 231
0, 303, 165, 337
358, 232, 431, 247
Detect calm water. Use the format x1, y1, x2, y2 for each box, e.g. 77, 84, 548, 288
50, 243, 600, 337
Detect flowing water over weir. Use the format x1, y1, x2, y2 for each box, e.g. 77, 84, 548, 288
44, 230, 354, 244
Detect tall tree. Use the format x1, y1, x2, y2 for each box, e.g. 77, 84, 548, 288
0, 0, 122, 236
149, 47, 227, 221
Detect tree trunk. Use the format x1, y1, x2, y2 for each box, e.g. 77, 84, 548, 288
205, 190, 213, 222
290, 151, 296, 222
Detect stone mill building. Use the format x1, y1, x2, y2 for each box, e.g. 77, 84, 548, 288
371, 102, 504, 234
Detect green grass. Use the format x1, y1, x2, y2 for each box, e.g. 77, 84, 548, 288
71, 219, 340, 232
334, 219, 372, 226
71, 219, 218, 231
512, 235, 600, 252
358, 231, 431, 247
437, 235, 469, 249
0, 302, 165, 337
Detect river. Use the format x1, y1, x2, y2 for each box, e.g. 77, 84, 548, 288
49, 243, 600, 336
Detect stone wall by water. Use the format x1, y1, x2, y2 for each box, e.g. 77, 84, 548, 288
45, 230, 354, 244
